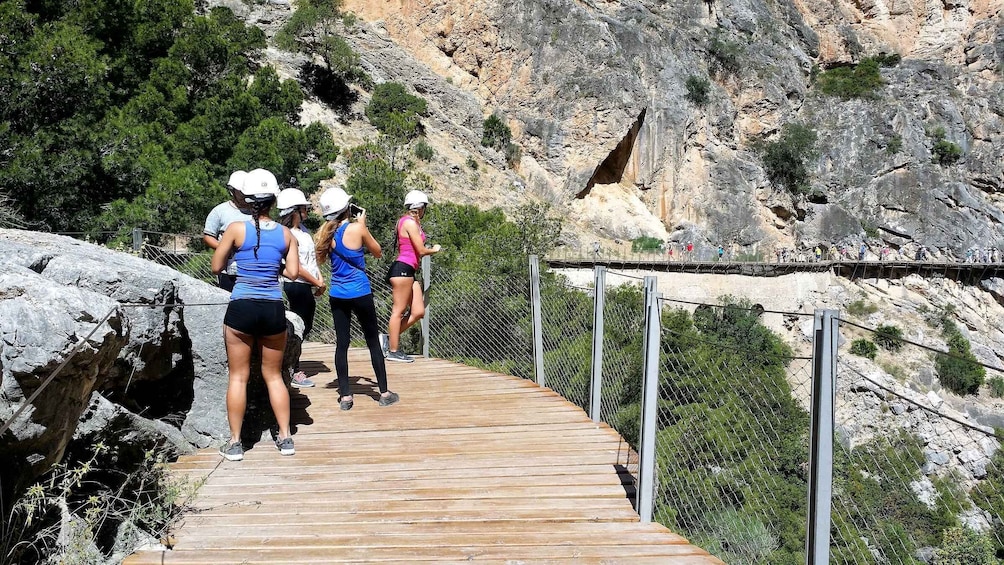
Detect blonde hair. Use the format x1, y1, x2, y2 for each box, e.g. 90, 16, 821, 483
314, 209, 350, 264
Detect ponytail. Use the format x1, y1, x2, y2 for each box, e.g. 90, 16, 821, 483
314, 209, 350, 265
251, 199, 273, 259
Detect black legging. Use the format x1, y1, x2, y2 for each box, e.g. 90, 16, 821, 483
283, 281, 316, 338
329, 294, 388, 397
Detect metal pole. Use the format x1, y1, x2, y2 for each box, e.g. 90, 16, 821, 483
529, 255, 545, 387
421, 254, 431, 358
637, 275, 660, 522
132, 227, 142, 253
806, 309, 837, 565
589, 266, 606, 422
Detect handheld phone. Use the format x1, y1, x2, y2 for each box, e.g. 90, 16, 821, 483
349, 203, 366, 219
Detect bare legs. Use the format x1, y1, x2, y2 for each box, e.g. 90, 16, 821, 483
388, 278, 425, 351
224, 325, 291, 442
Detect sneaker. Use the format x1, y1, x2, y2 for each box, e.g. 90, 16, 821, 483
378, 391, 400, 407
386, 350, 414, 363
219, 439, 243, 461
290, 371, 314, 388
379, 333, 390, 358
275, 436, 295, 456
340, 396, 354, 411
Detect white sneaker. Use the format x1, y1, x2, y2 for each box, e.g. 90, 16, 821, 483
379, 333, 389, 358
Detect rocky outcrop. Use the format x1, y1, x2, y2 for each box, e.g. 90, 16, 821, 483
0, 229, 303, 496
325, 0, 1002, 254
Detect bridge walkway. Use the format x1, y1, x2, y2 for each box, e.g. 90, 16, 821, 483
124, 343, 723, 564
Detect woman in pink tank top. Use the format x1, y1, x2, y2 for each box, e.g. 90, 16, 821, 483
382, 190, 441, 363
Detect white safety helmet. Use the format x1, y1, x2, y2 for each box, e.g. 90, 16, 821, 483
240, 169, 280, 203
277, 188, 309, 216
404, 190, 429, 210
319, 187, 352, 220
226, 170, 248, 192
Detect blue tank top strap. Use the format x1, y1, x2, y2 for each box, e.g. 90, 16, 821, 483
329, 222, 371, 299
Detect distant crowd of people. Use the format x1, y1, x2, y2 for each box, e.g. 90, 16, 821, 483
586, 239, 1003, 264
203, 168, 440, 462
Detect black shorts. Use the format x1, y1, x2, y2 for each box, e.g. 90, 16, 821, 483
386, 260, 417, 281
224, 299, 287, 337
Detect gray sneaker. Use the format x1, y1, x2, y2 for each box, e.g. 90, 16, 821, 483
386, 350, 414, 363
275, 436, 295, 456
219, 440, 243, 461
378, 391, 400, 407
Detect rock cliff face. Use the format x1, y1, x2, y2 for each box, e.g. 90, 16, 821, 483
0, 230, 301, 495
330, 0, 1002, 254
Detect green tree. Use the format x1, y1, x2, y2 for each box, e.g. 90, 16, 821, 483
684, 75, 710, 106
935, 321, 986, 395
760, 123, 817, 194
874, 324, 904, 351
365, 82, 427, 141
481, 114, 511, 151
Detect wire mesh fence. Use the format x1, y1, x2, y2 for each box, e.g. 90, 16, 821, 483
425, 257, 534, 379
46, 228, 1004, 563
831, 318, 1004, 564
649, 299, 814, 564
538, 274, 593, 410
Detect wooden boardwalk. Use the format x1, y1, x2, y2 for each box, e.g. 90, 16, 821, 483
125, 343, 724, 564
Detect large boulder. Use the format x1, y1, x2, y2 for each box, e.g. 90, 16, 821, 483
0, 229, 304, 494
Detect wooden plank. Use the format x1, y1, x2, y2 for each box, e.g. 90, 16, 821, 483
126, 544, 717, 563
123, 345, 723, 565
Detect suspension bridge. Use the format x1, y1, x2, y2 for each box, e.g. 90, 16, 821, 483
123, 344, 724, 564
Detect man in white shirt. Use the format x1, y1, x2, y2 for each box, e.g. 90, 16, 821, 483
203, 171, 253, 291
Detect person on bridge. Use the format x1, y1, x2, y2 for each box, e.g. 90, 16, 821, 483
203, 170, 252, 291
383, 190, 441, 364
212, 168, 299, 461
278, 185, 326, 389
315, 186, 399, 410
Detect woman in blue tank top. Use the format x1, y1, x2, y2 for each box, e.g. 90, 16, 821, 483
314, 186, 399, 410
211, 168, 300, 461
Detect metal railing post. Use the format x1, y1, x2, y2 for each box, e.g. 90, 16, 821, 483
529, 255, 545, 387
806, 309, 837, 565
421, 254, 431, 358
132, 227, 142, 253
589, 266, 606, 422
637, 275, 660, 522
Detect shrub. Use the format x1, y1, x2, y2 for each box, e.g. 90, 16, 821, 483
631, 236, 663, 253
935, 527, 996, 565
481, 114, 511, 151
413, 139, 434, 161
815, 57, 883, 99
504, 143, 521, 167
932, 140, 962, 165
759, 123, 818, 194
989, 376, 1004, 398
928, 125, 962, 165
684, 75, 710, 106
365, 82, 427, 142
873, 52, 902, 67
707, 34, 744, 78
885, 134, 902, 155
935, 323, 986, 395
846, 300, 878, 317
466, 155, 478, 170
850, 338, 878, 360
874, 324, 904, 351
